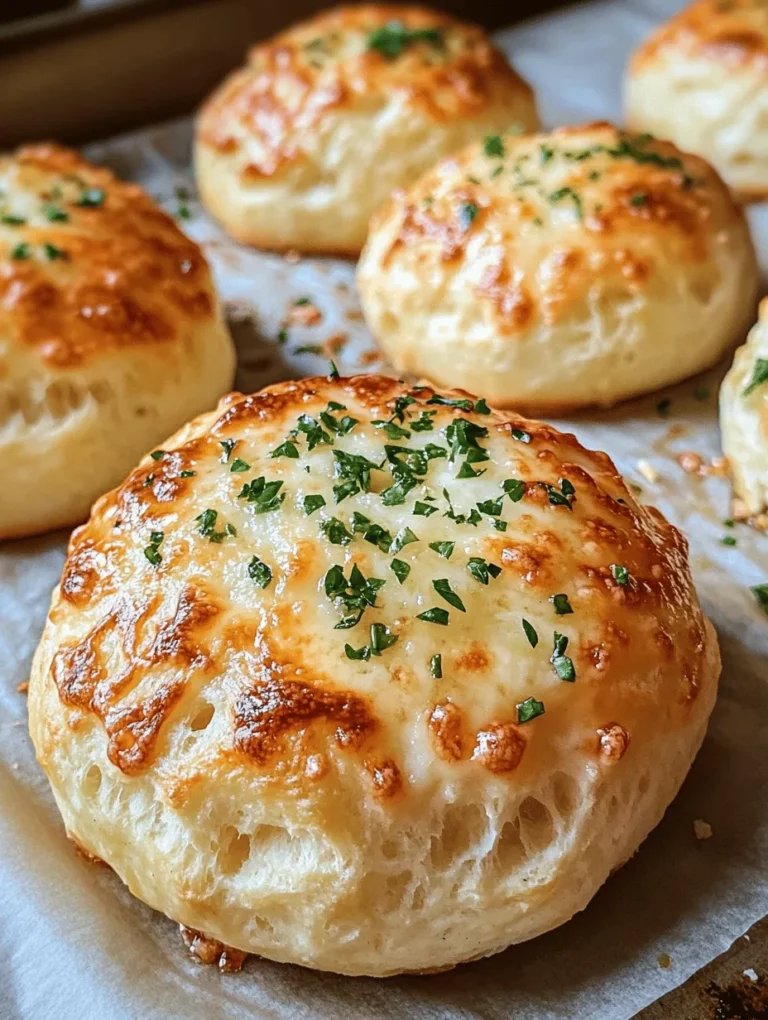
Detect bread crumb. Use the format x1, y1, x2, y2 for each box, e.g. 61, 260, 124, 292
324, 331, 348, 356
744, 968, 759, 982
693, 818, 713, 840
284, 249, 301, 264
677, 451, 703, 474
637, 459, 658, 483
657, 953, 672, 969
17, 681, 28, 693
286, 302, 322, 327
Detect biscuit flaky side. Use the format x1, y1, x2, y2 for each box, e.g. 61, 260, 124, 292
625, 0, 768, 200
357, 122, 759, 413
0, 144, 235, 540
29, 374, 719, 976
720, 297, 768, 521
195, 5, 538, 255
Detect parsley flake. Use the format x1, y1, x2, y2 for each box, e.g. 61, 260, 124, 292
143, 531, 164, 566
467, 557, 501, 585
484, 135, 505, 158
391, 558, 411, 584
367, 21, 444, 60
430, 653, 443, 678
517, 697, 545, 724
271, 439, 300, 459
429, 540, 454, 559
43, 242, 67, 260
320, 516, 353, 545
550, 593, 574, 615
417, 607, 450, 625
522, 619, 538, 647
238, 477, 285, 513
414, 501, 438, 517
610, 564, 630, 586
551, 632, 576, 681
76, 188, 105, 208
219, 438, 237, 462
230, 458, 250, 473
752, 584, 768, 615
248, 556, 273, 589
433, 578, 465, 612
390, 527, 418, 554
11, 242, 30, 260
744, 359, 768, 397
302, 494, 326, 515
503, 478, 525, 502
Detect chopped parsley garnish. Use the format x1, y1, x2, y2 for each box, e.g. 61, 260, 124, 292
410, 411, 436, 432
417, 607, 450, 625
477, 497, 503, 517
467, 557, 501, 585
76, 187, 105, 208
277, 328, 289, 344
328, 360, 340, 380
179, 470, 196, 478
302, 494, 326, 515
459, 201, 479, 231
390, 526, 418, 554
295, 344, 324, 355
230, 458, 250, 473
194, 508, 235, 543
219, 438, 237, 462
433, 578, 465, 612
474, 398, 491, 414
752, 584, 768, 615
333, 449, 380, 501
271, 439, 300, 459
413, 501, 438, 517
630, 192, 648, 207
373, 420, 411, 440
11, 242, 30, 260
320, 516, 353, 545
550, 593, 574, 615
722, 536, 737, 547
143, 474, 155, 487
503, 478, 525, 502
366, 21, 444, 60
656, 398, 671, 416
389, 394, 416, 422
521, 619, 538, 647
43, 204, 69, 222
743, 359, 768, 398
325, 563, 386, 629
391, 558, 411, 584
539, 144, 554, 164
543, 482, 574, 509
517, 697, 545, 724
43, 242, 67, 260
442, 487, 482, 527
611, 564, 630, 586
494, 519, 507, 532
248, 556, 273, 588
694, 386, 710, 401
724, 518, 735, 528
351, 512, 393, 553
143, 531, 164, 566
427, 394, 473, 411
320, 408, 359, 435
429, 540, 454, 559
345, 622, 399, 660
238, 477, 285, 513
551, 632, 576, 681
484, 135, 505, 158
430, 653, 443, 678
294, 296, 310, 306
1, 215, 25, 226
549, 186, 582, 219
510, 428, 531, 443
297, 414, 332, 450
150, 449, 166, 461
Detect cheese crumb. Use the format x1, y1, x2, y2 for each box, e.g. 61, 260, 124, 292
637, 459, 658, 483
693, 818, 713, 840
744, 968, 758, 982
657, 953, 672, 969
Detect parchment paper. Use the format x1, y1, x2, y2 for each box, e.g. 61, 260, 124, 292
2, 1, 767, 1017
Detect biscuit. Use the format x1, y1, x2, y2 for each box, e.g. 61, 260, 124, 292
0, 144, 235, 540
29, 374, 720, 976
357, 122, 759, 413
626, 0, 768, 200
195, 5, 538, 255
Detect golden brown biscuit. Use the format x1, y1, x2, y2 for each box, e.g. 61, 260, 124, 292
195, 5, 538, 255
720, 297, 768, 521
0, 144, 235, 540
29, 374, 719, 976
626, 0, 768, 200
357, 122, 759, 413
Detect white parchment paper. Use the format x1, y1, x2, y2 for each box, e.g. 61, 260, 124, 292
2, 1, 767, 1017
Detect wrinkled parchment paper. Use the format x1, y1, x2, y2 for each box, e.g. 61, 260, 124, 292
2, 1, 768, 1017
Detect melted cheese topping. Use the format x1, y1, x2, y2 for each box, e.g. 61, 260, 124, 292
47, 375, 711, 799
0, 144, 212, 368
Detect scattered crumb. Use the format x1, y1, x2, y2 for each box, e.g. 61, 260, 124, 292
324, 331, 348, 356
17, 681, 28, 694
180, 926, 247, 973
334, 281, 350, 295
666, 424, 686, 439
677, 452, 729, 477
360, 349, 385, 366
744, 969, 759, 982
637, 459, 658, 483
283, 249, 301, 264
694, 819, 713, 840
658, 953, 672, 969
286, 302, 322, 327
345, 308, 364, 321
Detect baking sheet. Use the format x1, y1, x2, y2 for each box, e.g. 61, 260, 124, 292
2, 0, 768, 1017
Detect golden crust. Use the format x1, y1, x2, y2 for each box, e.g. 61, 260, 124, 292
631, 0, 768, 72
29, 375, 719, 975
198, 5, 533, 175
357, 122, 759, 411
194, 5, 538, 254
0, 144, 236, 541
0, 144, 213, 368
